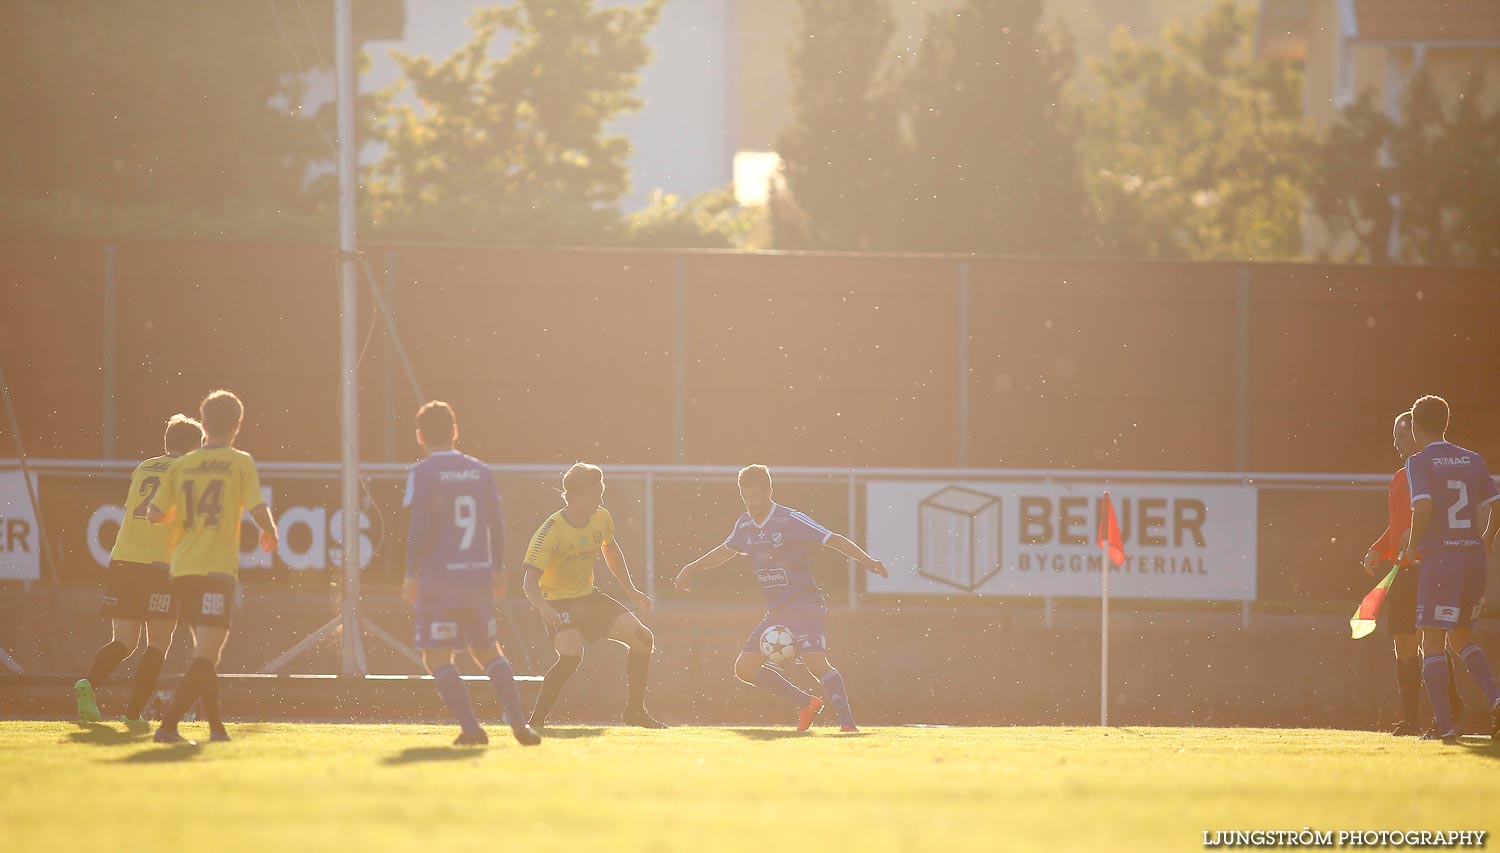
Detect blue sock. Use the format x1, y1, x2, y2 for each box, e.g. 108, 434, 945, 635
432, 665, 482, 735
753, 666, 812, 708
484, 656, 527, 728
1422, 654, 1454, 733
1458, 644, 1500, 709
820, 669, 856, 728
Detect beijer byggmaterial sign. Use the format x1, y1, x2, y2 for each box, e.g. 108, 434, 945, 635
0, 470, 40, 581
868, 479, 1257, 601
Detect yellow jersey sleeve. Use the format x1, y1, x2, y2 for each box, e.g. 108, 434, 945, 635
238, 452, 265, 512
600, 508, 616, 546
524, 514, 560, 569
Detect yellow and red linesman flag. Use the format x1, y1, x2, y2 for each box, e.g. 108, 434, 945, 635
1350, 564, 1401, 640
1097, 491, 1126, 567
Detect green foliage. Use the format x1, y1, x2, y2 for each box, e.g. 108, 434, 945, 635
1078, 0, 1311, 260
899, 0, 1091, 255
366, 0, 662, 246
626, 188, 767, 250
773, 0, 903, 251
0, 1, 338, 227
1311, 74, 1500, 265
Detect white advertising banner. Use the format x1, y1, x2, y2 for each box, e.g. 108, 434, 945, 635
865, 479, 1257, 601
0, 470, 40, 581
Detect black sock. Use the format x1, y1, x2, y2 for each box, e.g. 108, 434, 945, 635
1396, 656, 1421, 723
125, 647, 167, 720
85, 641, 132, 686
1446, 650, 1465, 719
199, 663, 222, 729
530, 655, 581, 726
160, 658, 213, 728
626, 641, 653, 713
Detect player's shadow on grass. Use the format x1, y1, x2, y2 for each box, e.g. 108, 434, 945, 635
382, 746, 489, 765
727, 728, 809, 741
1456, 737, 1500, 761
68, 723, 153, 746
116, 744, 203, 764
534, 727, 607, 740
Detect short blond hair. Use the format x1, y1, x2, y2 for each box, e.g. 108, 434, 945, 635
562, 462, 604, 495
737, 464, 772, 491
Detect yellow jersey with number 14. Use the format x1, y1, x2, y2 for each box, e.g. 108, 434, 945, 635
109, 454, 182, 567
150, 446, 265, 579
523, 508, 615, 601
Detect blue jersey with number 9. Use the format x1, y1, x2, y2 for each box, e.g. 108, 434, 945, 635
404, 451, 503, 608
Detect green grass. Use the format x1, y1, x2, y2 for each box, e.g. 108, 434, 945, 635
1, 722, 1496, 852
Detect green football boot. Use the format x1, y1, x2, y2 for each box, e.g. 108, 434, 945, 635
74, 679, 103, 723
118, 716, 151, 732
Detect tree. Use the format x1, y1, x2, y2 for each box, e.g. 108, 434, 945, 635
899, 0, 1090, 255
1311, 74, 1500, 265
367, 0, 662, 246
1078, 0, 1310, 260
773, 0, 903, 251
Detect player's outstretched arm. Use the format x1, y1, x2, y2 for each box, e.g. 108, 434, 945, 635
1402, 499, 1432, 565
823, 534, 889, 578
250, 504, 278, 553
601, 540, 650, 612
673, 544, 738, 592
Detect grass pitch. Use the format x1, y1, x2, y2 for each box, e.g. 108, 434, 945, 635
2, 722, 1496, 852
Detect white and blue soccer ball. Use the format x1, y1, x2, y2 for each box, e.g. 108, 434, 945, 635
759, 624, 797, 665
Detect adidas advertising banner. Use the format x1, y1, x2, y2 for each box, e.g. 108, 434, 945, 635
0, 470, 40, 581
864, 479, 1257, 601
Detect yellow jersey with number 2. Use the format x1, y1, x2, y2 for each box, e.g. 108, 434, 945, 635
110, 454, 182, 567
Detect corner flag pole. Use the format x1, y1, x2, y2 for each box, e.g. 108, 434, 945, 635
1097, 490, 1125, 727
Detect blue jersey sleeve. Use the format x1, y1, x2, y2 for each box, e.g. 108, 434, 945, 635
723, 516, 749, 554
1406, 454, 1432, 506
786, 509, 834, 544
1476, 458, 1500, 509
404, 466, 429, 578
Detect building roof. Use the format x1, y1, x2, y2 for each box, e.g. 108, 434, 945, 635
1257, 0, 1500, 60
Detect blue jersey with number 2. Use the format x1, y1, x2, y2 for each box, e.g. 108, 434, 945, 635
1406, 441, 1499, 555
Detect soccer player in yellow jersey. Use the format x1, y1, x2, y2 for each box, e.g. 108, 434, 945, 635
146, 390, 278, 744
73, 414, 203, 726
522, 463, 665, 728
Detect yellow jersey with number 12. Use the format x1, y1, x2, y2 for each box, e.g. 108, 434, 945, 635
109, 454, 182, 567
523, 508, 615, 601
151, 446, 265, 579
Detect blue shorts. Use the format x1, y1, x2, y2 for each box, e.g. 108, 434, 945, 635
742, 604, 829, 657
1415, 549, 1487, 630
414, 604, 496, 650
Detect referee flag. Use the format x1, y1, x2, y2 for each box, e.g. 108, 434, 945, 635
1350, 564, 1401, 640
1097, 492, 1125, 567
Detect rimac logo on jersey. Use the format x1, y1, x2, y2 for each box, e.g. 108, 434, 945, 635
1432, 456, 1473, 467
438, 469, 481, 482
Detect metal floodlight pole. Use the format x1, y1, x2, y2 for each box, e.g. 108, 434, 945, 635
335, 0, 364, 677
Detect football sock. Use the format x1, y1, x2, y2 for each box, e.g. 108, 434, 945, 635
820, 669, 856, 728
626, 638, 653, 713
752, 665, 812, 708
1446, 649, 1465, 718
432, 664, 483, 735
85, 640, 131, 686
1457, 644, 1500, 708
160, 657, 213, 728
198, 662, 222, 728
483, 656, 527, 728
531, 655, 582, 725
1395, 656, 1422, 723
1422, 654, 1454, 734
126, 647, 167, 720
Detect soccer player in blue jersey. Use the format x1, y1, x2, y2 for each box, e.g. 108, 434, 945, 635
403, 401, 540, 747
1399, 395, 1500, 743
674, 464, 888, 732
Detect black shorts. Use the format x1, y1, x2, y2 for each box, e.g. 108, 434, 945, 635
546, 589, 628, 642
101, 561, 174, 621
172, 575, 237, 628
1386, 563, 1418, 636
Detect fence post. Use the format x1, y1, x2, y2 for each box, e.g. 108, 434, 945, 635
102, 244, 118, 459
847, 471, 858, 609
1234, 266, 1252, 472
957, 262, 972, 468
673, 256, 688, 464
644, 470, 656, 601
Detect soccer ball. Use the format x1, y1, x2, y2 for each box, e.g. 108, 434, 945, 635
759, 624, 797, 665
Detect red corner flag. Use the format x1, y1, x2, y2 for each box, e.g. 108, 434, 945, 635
1097, 491, 1126, 567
